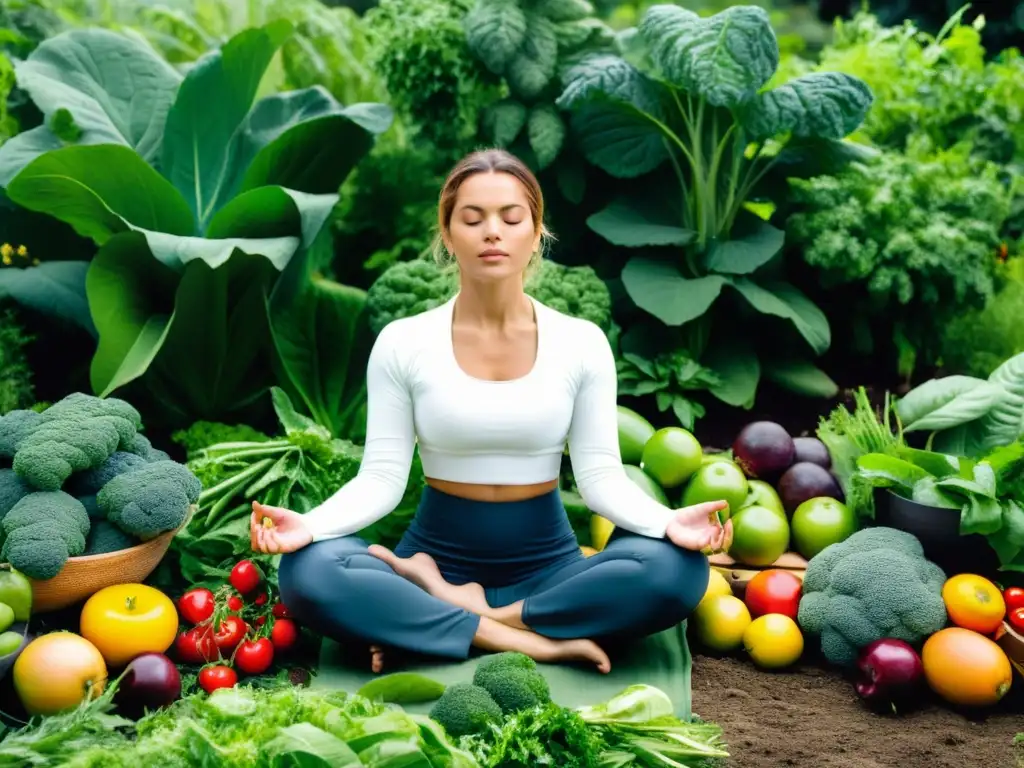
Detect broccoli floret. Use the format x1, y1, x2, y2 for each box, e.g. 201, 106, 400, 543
10, 393, 143, 491
124, 433, 171, 463
473, 651, 551, 714
76, 494, 103, 520
527, 260, 612, 331
0, 409, 42, 461
797, 527, 948, 667
98, 460, 202, 539
1, 491, 91, 579
0, 468, 33, 522
66, 451, 149, 497
84, 519, 139, 555
366, 258, 457, 335
428, 682, 503, 737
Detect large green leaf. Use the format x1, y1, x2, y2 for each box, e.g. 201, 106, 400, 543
0, 28, 182, 183
506, 13, 559, 99
5, 144, 195, 244
703, 337, 759, 408
763, 357, 838, 398
621, 257, 727, 326
568, 101, 669, 179
0, 127, 65, 188
557, 53, 665, 115
587, 197, 696, 247
703, 214, 784, 274
464, 0, 529, 75
148, 252, 278, 420
87, 232, 179, 397
239, 94, 392, 194
637, 4, 778, 108
0, 261, 95, 335
161, 21, 293, 230
729, 278, 830, 354
739, 72, 873, 141
206, 187, 338, 250
138, 229, 300, 272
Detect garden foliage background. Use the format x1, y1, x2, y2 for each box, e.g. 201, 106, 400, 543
0, 0, 1023, 585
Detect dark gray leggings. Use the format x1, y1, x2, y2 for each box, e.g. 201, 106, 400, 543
278, 531, 710, 659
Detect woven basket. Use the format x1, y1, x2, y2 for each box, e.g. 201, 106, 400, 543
9, 506, 195, 614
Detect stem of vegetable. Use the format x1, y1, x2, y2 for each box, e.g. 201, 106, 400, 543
197, 456, 279, 508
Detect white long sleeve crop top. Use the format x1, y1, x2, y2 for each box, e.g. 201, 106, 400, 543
301, 294, 678, 542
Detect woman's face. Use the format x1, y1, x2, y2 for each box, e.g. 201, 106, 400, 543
444, 171, 540, 284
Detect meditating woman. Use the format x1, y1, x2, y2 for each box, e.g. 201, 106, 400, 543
251, 149, 732, 674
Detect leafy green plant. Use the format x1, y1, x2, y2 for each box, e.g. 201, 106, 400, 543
895, 351, 1024, 457
0, 297, 34, 415
555, 3, 873, 408
0, 23, 391, 428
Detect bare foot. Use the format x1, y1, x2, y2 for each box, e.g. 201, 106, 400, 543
368, 546, 492, 615
370, 644, 384, 673
544, 638, 612, 674
473, 616, 612, 674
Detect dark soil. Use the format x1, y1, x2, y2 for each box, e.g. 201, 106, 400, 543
691, 652, 1024, 768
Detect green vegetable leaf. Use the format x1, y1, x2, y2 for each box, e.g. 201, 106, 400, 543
739, 72, 873, 141
762, 356, 838, 398
357, 672, 446, 703
465, 0, 529, 75
506, 13, 559, 99
527, 104, 566, 170
896, 375, 1004, 433
963, 352, 1024, 453
987, 500, 1024, 570
0, 28, 182, 182
483, 98, 528, 146
535, 0, 593, 22
0, 261, 95, 335
729, 279, 830, 355
703, 338, 760, 408
959, 494, 1004, 536
637, 4, 779, 108
558, 53, 665, 114
703, 214, 784, 274
855, 453, 934, 492
206, 187, 338, 252
5, 144, 196, 244
621, 257, 727, 325
0, 126, 66, 188
161, 21, 293, 229
555, 18, 614, 52
910, 477, 962, 509
264, 723, 361, 766
587, 197, 696, 247
567, 101, 669, 178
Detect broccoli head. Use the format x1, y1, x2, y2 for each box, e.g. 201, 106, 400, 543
85, 519, 140, 555
0, 409, 42, 461
11, 393, 143, 491
472, 651, 551, 714
527, 261, 612, 331
428, 682, 503, 737
98, 460, 202, 539
0, 468, 33, 522
124, 433, 171, 463
66, 451, 149, 497
797, 527, 948, 667
366, 258, 457, 335
1, 491, 91, 579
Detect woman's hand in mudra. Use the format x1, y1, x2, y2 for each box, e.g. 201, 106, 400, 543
666, 500, 733, 554
251, 501, 313, 554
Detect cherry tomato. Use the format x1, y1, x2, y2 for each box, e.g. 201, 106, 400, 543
255, 616, 266, 627
214, 616, 247, 653
235, 638, 274, 675
1004, 586, 1024, 612
227, 595, 244, 612
175, 626, 218, 664
177, 588, 216, 625
271, 618, 299, 652
254, 592, 268, 606
272, 602, 291, 619
230, 560, 262, 595
1008, 606, 1024, 634
199, 665, 237, 693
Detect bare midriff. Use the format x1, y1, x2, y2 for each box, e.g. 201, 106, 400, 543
425, 477, 559, 502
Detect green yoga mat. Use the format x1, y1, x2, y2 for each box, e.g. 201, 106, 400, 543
315, 621, 693, 719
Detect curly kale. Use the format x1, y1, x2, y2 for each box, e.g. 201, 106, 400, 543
366, 258, 457, 335
1, 491, 91, 579
527, 260, 612, 330
11, 393, 143, 490
98, 460, 202, 540
797, 526, 948, 667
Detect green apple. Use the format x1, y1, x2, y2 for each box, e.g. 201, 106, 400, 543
681, 460, 749, 522
742, 479, 785, 517
791, 496, 858, 559
729, 504, 790, 566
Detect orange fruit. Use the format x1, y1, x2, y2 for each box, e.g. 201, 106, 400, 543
742, 613, 804, 669
942, 574, 1006, 634
692, 594, 751, 652
922, 627, 1012, 707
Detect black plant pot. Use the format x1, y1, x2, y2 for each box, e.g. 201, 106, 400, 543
874, 489, 1001, 577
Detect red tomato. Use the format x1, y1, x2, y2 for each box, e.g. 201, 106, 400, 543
199, 665, 237, 693
227, 595, 244, 612
272, 602, 291, 619
214, 616, 247, 653
1004, 586, 1024, 612
175, 627, 218, 664
230, 560, 262, 595
235, 638, 274, 675
177, 588, 216, 625
253, 592, 268, 606
1008, 606, 1024, 634
744, 569, 803, 620
271, 618, 299, 652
